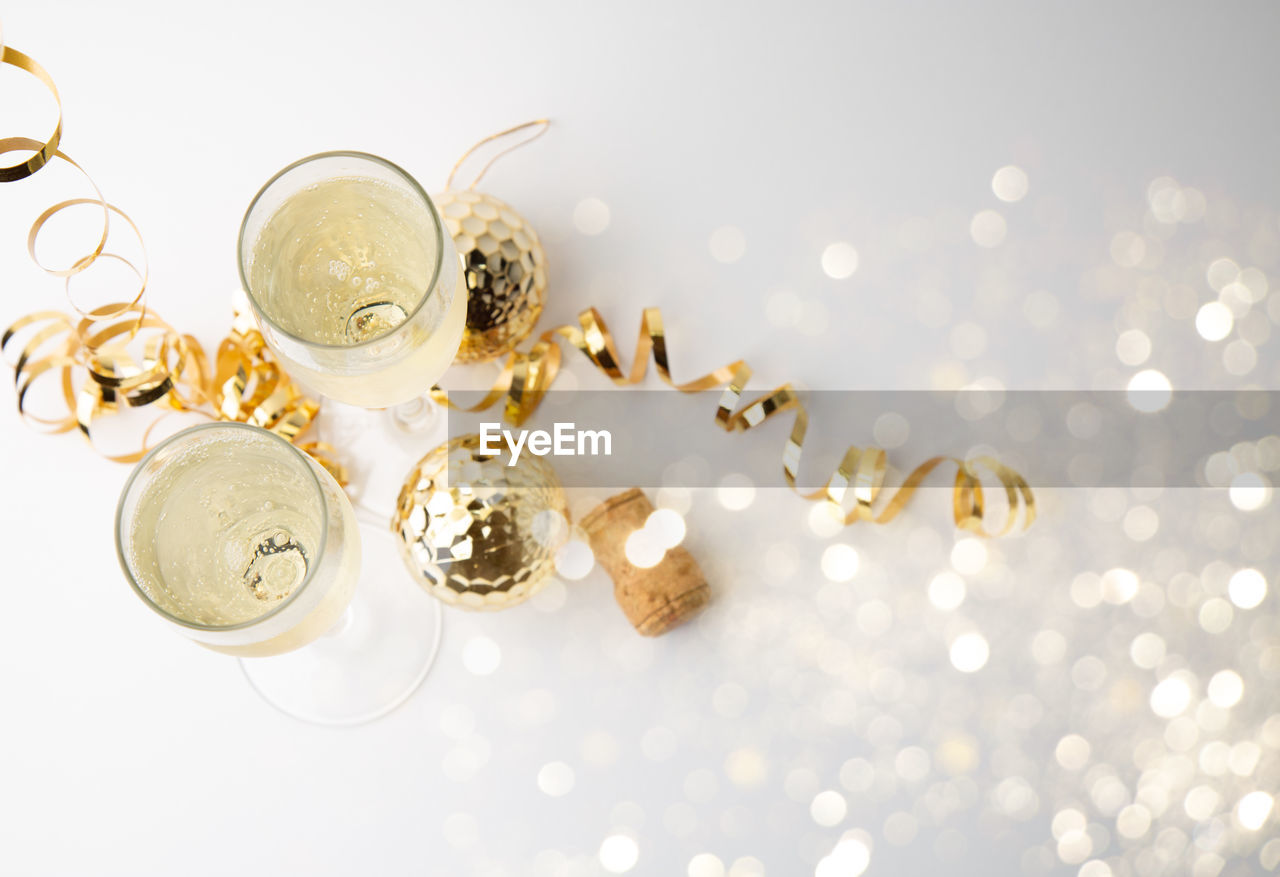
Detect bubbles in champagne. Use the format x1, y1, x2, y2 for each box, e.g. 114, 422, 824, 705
248, 176, 436, 346
127, 431, 324, 626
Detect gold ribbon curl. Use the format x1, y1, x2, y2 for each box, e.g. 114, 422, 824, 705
2, 304, 347, 482
0, 30, 344, 482
436, 307, 1035, 536
0, 41, 62, 182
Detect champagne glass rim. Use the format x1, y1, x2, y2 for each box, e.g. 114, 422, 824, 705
114, 421, 331, 633
236, 150, 446, 352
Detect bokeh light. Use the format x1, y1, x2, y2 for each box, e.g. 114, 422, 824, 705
821, 242, 859, 279
991, 165, 1028, 202
949, 632, 990, 673
573, 197, 611, 235
598, 835, 639, 873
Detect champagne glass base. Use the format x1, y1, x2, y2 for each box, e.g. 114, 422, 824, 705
239, 520, 442, 726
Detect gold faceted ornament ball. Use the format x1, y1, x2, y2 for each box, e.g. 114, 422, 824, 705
436, 189, 548, 364
392, 433, 569, 610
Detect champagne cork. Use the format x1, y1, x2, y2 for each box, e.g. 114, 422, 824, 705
580, 488, 710, 636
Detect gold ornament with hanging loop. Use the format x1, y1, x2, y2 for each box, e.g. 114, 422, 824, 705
437, 120, 550, 364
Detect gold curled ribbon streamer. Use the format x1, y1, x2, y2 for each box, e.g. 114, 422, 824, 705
0, 44, 62, 182
435, 308, 1035, 535
1, 303, 347, 479
0, 30, 344, 481
0, 139, 123, 320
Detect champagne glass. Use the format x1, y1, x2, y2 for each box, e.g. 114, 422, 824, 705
237, 151, 467, 422
234, 152, 466, 719
116, 422, 441, 725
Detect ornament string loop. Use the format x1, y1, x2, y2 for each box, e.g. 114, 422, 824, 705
445, 118, 550, 191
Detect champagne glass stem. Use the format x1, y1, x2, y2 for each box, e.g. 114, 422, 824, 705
387, 393, 442, 435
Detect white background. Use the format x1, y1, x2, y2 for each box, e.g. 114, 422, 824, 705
2, 2, 1279, 875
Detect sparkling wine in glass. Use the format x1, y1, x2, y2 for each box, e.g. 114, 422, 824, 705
116, 423, 440, 724
238, 151, 467, 411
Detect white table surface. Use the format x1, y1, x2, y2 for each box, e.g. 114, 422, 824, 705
2, 2, 1279, 875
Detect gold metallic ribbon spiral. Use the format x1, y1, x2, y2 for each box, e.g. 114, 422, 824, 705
0, 39, 62, 183
436, 308, 1035, 536
1, 29, 344, 481
1, 305, 347, 482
